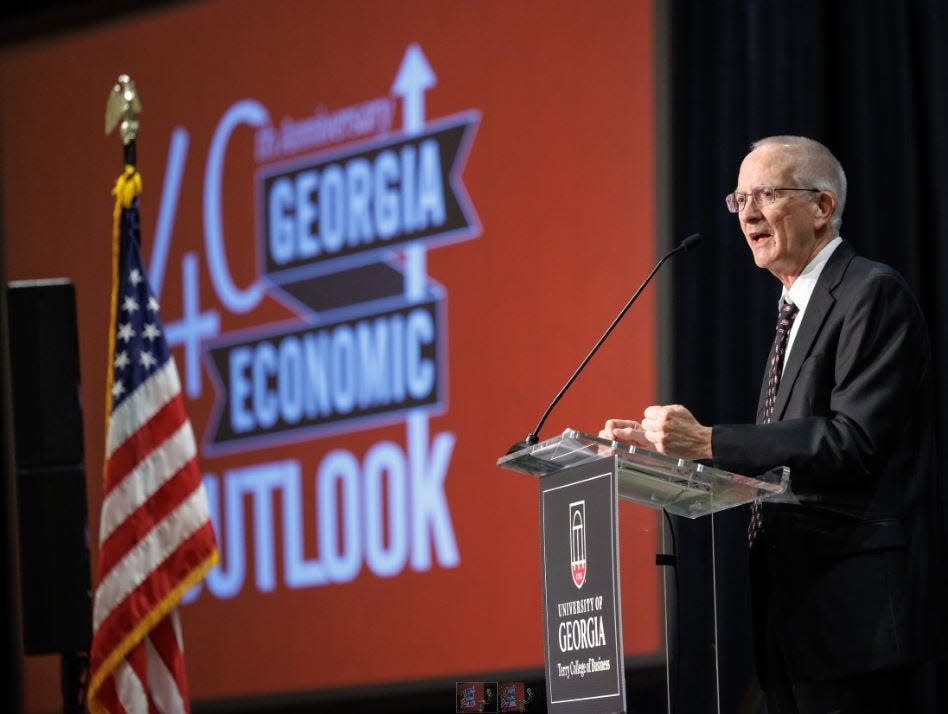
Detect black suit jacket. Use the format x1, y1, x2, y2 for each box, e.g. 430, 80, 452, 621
712, 240, 943, 684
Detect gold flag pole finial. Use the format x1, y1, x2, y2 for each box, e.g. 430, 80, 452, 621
105, 74, 142, 166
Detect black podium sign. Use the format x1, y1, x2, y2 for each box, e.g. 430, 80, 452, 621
540, 456, 626, 713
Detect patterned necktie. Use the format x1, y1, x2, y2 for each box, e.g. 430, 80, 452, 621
748, 299, 799, 546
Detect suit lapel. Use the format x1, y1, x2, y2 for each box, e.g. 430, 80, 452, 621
774, 241, 854, 420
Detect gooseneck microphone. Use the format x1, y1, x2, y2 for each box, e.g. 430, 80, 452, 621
509, 233, 703, 453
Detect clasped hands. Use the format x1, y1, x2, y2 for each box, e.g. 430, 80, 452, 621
598, 404, 713, 461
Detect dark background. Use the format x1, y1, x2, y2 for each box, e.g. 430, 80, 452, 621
3, 1, 947, 712
669, 1, 948, 713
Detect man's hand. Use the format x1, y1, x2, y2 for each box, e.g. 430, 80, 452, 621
599, 418, 653, 448
640, 404, 712, 460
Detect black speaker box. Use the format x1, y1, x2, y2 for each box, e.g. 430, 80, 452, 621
8, 279, 91, 654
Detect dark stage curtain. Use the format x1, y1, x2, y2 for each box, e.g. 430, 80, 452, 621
668, 1, 948, 712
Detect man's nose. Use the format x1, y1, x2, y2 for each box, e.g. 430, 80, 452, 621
742, 197, 764, 222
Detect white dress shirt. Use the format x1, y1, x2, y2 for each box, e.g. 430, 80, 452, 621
780, 236, 843, 373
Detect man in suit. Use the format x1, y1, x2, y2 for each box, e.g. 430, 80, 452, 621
602, 136, 942, 713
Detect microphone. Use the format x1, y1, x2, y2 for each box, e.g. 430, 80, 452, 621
508, 233, 703, 454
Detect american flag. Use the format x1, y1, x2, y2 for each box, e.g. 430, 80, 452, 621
88, 168, 218, 714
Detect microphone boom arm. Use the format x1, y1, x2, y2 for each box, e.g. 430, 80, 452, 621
522, 234, 701, 446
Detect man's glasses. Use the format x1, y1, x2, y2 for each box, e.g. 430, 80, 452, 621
725, 186, 821, 213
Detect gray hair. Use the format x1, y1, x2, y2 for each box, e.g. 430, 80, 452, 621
751, 135, 847, 234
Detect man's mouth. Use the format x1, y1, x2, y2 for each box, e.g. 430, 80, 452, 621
749, 231, 772, 243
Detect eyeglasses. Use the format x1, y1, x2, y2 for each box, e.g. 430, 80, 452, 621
725, 186, 821, 213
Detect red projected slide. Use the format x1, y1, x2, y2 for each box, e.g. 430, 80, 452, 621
1, 0, 658, 703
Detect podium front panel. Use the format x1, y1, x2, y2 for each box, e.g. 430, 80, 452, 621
539, 457, 626, 714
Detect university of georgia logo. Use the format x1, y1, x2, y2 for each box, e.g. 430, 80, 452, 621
569, 500, 587, 589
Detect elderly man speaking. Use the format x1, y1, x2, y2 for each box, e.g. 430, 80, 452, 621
602, 136, 942, 714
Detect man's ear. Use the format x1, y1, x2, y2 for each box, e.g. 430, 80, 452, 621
814, 191, 837, 230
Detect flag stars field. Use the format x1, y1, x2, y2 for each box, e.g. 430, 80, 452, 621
112, 267, 167, 406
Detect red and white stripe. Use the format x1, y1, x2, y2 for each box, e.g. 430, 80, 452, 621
89, 359, 216, 714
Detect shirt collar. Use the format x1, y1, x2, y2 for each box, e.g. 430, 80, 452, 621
780, 236, 843, 312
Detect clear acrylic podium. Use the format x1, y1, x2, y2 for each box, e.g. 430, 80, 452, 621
497, 429, 790, 714
497, 429, 789, 518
